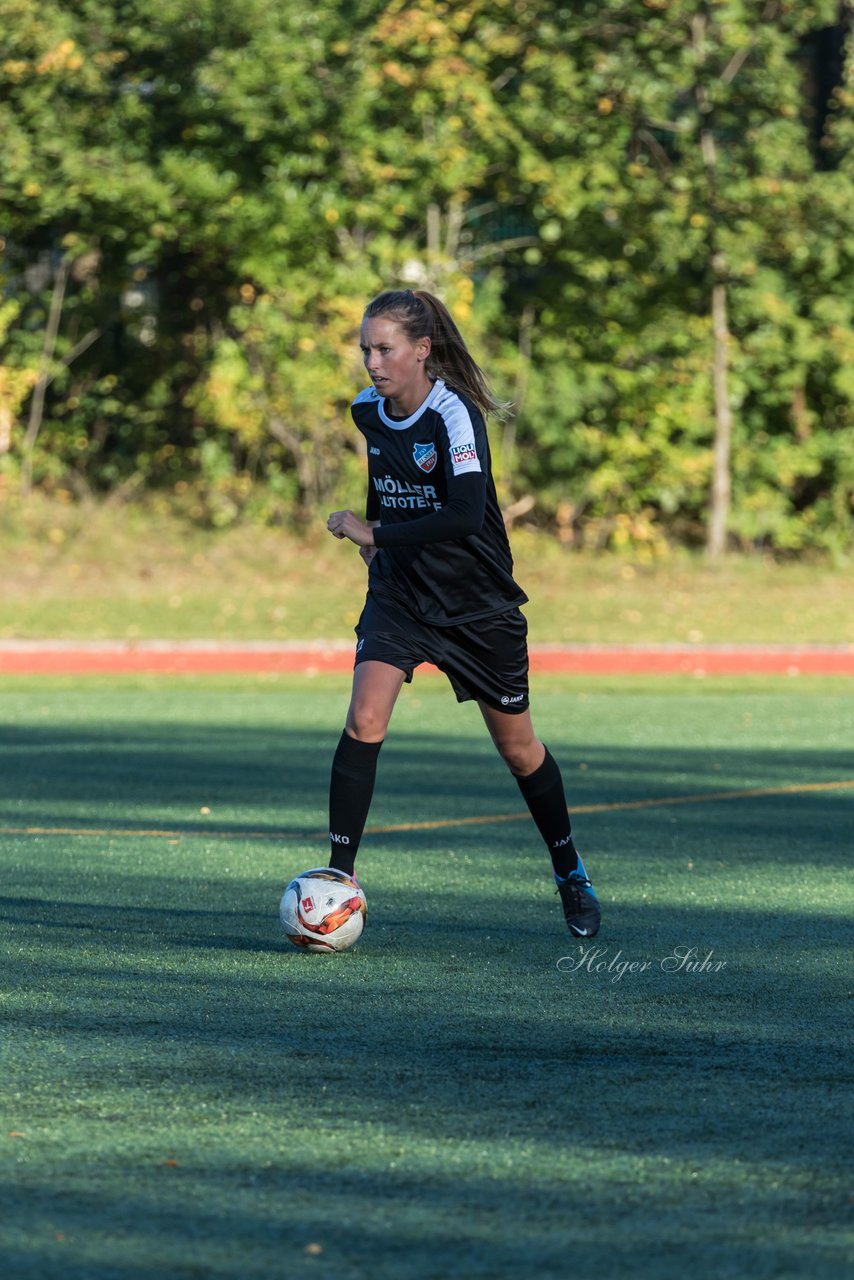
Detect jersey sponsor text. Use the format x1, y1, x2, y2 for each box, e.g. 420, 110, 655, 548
372, 474, 440, 511
451, 444, 478, 466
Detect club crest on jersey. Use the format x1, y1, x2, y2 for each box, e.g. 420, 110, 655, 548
412, 442, 438, 473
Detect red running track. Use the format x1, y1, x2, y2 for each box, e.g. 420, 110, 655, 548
1, 642, 852, 676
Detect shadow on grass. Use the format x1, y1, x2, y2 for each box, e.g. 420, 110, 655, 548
0, 1152, 845, 1280
2, 877, 849, 1279
0, 715, 851, 1279
1, 719, 852, 845
2, 877, 849, 1110
0, 897, 849, 1280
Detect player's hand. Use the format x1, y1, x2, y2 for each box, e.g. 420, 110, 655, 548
326, 510, 376, 547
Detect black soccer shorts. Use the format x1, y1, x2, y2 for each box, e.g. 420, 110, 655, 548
354, 590, 530, 713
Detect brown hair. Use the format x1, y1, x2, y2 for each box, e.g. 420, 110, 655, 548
363, 289, 509, 417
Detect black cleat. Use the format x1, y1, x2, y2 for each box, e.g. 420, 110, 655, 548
555, 870, 601, 938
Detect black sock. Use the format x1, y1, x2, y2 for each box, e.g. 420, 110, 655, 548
328, 731, 383, 875
515, 746, 579, 878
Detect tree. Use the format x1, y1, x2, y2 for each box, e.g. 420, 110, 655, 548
506, 0, 852, 554
1, 0, 851, 554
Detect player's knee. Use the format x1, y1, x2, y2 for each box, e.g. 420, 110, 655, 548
345, 705, 388, 743
497, 738, 542, 776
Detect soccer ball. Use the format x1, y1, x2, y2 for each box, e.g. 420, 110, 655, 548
279, 867, 367, 953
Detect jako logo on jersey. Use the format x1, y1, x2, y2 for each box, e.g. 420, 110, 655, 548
412, 442, 438, 473
329, 832, 351, 844
369, 446, 381, 455
501, 694, 525, 705
451, 443, 478, 466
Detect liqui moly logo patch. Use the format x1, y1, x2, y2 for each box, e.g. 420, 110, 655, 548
451, 443, 478, 466
412, 442, 438, 473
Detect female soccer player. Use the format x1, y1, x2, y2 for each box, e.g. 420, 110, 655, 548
325, 288, 600, 939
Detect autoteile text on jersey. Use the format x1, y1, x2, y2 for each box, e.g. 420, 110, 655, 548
372, 475, 442, 511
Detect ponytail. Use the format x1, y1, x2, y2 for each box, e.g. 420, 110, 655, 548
363, 288, 510, 418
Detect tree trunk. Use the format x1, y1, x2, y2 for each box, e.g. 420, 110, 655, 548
21, 256, 71, 496
707, 266, 733, 557
0, 406, 12, 455
692, 10, 733, 558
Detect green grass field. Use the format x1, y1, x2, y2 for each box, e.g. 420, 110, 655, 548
1, 673, 851, 1278
2, 498, 854, 644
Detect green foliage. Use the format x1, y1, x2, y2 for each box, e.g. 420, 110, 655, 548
1, 0, 852, 552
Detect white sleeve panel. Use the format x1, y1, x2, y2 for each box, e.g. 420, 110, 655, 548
436, 387, 483, 476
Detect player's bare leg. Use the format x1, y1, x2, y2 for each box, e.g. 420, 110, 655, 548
478, 701, 601, 938
345, 660, 406, 741
477, 703, 545, 776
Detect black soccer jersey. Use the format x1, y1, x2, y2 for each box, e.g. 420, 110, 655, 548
351, 378, 528, 626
